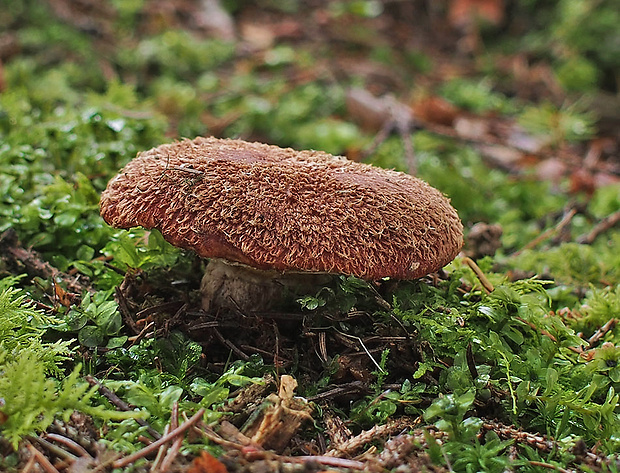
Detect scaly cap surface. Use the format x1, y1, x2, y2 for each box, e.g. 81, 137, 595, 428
100, 137, 463, 280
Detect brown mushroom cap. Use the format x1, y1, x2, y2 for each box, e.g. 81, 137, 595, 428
100, 137, 463, 280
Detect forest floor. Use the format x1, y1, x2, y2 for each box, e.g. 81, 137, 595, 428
0, 1, 619, 472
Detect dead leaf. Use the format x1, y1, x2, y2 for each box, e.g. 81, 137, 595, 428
448, 0, 505, 28
189, 451, 228, 473
411, 95, 459, 126
242, 375, 313, 452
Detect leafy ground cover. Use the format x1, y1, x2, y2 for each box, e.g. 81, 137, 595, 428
0, 0, 619, 471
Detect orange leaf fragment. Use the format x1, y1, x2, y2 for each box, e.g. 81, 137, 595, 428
449, 0, 505, 28
189, 451, 228, 473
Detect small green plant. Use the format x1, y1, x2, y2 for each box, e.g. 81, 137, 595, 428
0, 279, 72, 372
510, 238, 620, 287
0, 352, 138, 449
570, 285, 620, 337
424, 390, 515, 472
58, 290, 124, 348
518, 102, 596, 146
371, 348, 390, 394
424, 390, 479, 442
102, 229, 184, 271
100, 360, 264, 451
440, 78, 515, 114
117, 30, 235, 80
0, 279, 139, 448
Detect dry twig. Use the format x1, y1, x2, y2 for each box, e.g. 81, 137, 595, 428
194, 422, 368, 470
482, 421, 554, 451
577, 209, 620, 244
86, 376, 162, 440
158, 402, 185, 472
511, 206, 578, 257
528, 460, 574, 473
326, 416, 420, 457
587, 318, 617, 349
213, 327, 251, 360
0, 228, 90, 294
26, 443, 61, 473
463, 256, 494, 293
45, 433, 92, 459
322, 409, 353, 451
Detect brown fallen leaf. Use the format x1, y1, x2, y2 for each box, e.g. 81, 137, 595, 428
411, 95, 459, 127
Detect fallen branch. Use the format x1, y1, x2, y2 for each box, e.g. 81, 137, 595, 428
196, 423, 368, 470
0, 228, 91, 294
482, 420, 554, 452
246, 450, 368, 470
528, 460, 574, 473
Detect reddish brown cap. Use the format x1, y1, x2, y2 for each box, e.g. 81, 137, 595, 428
100, 137, 463, 280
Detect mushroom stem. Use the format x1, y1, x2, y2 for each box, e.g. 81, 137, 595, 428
201, 259, 332, 313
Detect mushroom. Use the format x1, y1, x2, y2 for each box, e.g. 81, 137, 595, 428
100, 137, 463, 312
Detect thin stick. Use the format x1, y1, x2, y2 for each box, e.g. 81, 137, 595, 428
115, 285, 140, 335
26, 444, 60, 473
86, 375, 161, 440
193, 424, 249, 450
158, 402, 183, 473
334, 330, 385, 372
326, 416, 419, 457
528, 460, 574, 473
31, 436, 76, 461
587, 318, 617, 349
112, 408, 205, 469
150, 425, 170, 472
482, 421, 554, 452
158, 430, 184, 472
463, 257, 494, 293
577, 209, 620, 244
213, 328, 250, 361
239, 447, 368, 470
512, 207, 578, 256
284, 454, 367, 470
20, 454, 36, 473
307, 381, 369, 402
128, 321, 156, 346
44, 433, 92, 458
